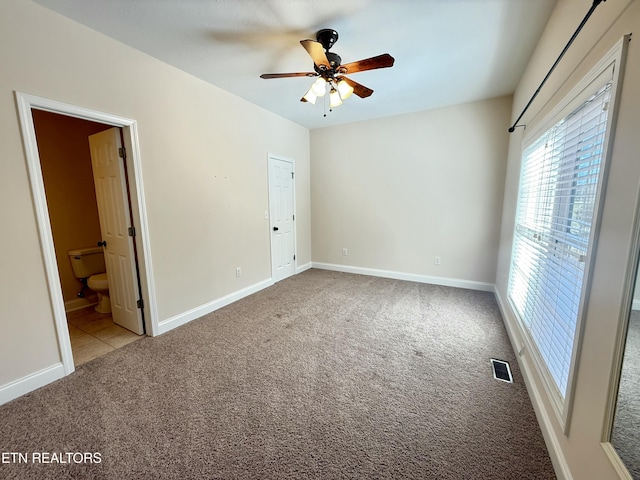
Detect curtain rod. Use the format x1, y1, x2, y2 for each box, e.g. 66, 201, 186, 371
508, 0, 606, 133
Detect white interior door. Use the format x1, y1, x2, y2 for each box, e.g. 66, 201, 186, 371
89, 128, 144, 334
269, 156, 296, 282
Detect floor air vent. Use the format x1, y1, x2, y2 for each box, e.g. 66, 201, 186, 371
490, 359, 513, 383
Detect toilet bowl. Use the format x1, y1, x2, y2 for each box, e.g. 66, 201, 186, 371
68, 246, 111, 314
87, 272, 111, 314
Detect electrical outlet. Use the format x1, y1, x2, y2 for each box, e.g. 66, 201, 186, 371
342, 248, 348, 256
434, 256, 441, 265
236, 267, 242, 277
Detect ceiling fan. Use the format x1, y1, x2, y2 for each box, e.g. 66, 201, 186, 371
260, 29, 395, 108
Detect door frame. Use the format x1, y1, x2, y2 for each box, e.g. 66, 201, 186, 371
15, 92, 159, 376
267, 154, 297, 282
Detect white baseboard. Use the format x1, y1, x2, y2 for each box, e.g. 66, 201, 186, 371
311, 262, 496, 292
494, 288, 572, 480
157, 278, 274, 335
296, 262, 312, 274
632, 298, 640, 311
0, 363, 66, 406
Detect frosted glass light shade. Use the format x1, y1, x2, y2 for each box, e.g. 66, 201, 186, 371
302, 88, 317, 104
311, 77, 327, 97
337, 79, 354, 99
329, 88, 342, 108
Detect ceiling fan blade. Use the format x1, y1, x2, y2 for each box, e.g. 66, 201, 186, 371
260, 72, 318, 79
300, 39, 331, 70
338, 54, 395, 74
337, 76, 373, 98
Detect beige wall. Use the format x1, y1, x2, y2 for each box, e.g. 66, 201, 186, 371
311, 96, 512, 285
495, 0, 640, 478
0, 0, 310, 387
33, 110, 110, 303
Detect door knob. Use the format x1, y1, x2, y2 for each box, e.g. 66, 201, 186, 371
273, 227, 279, 231
97, 240, 107, 247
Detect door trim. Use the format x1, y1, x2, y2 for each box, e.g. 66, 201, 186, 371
267, 154, 297, 282
15, 92, 159, 376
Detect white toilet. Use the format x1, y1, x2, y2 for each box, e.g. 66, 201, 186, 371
68, 246, 111, 314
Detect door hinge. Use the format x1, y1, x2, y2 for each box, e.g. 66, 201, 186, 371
128, 226, 136, 237
293, 254, 296, 261
118, 147, 126, 159
137, 299, 144, 309
291, 172, 294, 179
292, 214, 295, 221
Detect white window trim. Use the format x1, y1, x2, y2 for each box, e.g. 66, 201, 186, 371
508, 35, 629, 433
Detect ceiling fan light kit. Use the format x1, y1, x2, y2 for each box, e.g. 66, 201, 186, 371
260, 28, 395, 112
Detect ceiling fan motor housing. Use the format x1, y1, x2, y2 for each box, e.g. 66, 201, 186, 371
314, 51, 342, 76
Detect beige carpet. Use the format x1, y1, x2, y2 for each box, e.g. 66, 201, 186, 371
1, 269, 555, 479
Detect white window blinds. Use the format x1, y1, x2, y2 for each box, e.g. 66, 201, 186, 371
508, 80, 612, 398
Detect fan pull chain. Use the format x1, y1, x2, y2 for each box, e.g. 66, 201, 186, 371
323, 87, 334, 118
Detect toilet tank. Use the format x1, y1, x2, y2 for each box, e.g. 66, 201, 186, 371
68, 246, 106, 279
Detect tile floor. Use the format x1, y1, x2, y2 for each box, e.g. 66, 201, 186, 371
66, 306, 143, 366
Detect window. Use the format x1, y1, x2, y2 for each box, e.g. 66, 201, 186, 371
509, 81, 611, 398
507, 35, 628, 421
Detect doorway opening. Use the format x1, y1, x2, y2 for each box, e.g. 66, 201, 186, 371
16, 92, 157, 376
32, 111, 143, 366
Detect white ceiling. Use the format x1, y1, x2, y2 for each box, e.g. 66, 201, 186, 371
33, 0, 557, 129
